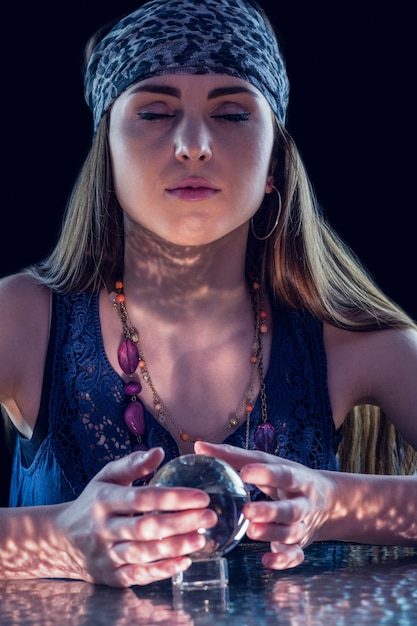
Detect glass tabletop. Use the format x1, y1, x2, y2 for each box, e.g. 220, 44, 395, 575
1, 541, 417, 625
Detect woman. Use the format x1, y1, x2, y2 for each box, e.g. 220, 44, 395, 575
1, 0, 417, 587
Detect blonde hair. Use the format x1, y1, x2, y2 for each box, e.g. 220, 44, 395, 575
250, 123, 417, 475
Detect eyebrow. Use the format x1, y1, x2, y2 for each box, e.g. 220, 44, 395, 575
208, 86, 260, 100
129, 84, 260, 100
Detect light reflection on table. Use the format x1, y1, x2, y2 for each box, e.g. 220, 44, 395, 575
1, 541, 417, 625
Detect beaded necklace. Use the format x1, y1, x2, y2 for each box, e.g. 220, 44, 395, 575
109, 279, 277, 452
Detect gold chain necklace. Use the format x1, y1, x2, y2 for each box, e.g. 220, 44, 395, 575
109, 279, 271, 450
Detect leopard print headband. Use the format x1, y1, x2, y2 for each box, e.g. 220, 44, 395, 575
84, 0, 290, 132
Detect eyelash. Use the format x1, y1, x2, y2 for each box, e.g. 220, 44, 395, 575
137, 112, 250, 123
212, 113, 250, 123
137, 112, 174, 121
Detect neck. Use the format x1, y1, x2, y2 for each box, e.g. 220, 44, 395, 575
121, 223, 252, 320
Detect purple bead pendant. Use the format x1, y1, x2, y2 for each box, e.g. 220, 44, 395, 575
124, 401, 145, 437
117, 335, 148, 453
254, 423, 277, 453
118, 339, 140, 375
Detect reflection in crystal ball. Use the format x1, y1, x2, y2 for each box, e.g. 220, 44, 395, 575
150, 454, 250, 560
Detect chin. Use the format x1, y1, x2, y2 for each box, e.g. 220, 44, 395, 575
164, 234, 218, 248
161, 225, 221, 247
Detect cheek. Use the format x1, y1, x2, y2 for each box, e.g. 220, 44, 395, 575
109, 115, 141, 188
110, 153, 133, 205
109, 136, 146, 202
238, 137, 273, 195
111, 159, 144, 217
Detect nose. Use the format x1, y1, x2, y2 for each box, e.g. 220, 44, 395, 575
174, 114, 212, 162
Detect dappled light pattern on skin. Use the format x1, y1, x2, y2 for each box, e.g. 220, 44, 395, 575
1, 457, 216, 586
0, 517, 84, 582
321, 475, 417, 546
246, 475, 417, 573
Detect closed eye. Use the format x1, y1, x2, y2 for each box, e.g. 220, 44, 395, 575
211, 113, 250, 123
137, 112, 175, 120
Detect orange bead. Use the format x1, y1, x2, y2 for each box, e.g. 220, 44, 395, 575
115, 293, 125, 303
246, 404, 253, 412
139, 360, 146, 369
252, 281, 260, 290
260, 323, 268, 334
250, 355, 258, 364
180, 432, 191, 442
260, 309, 268, 320
115, 280, 123, 290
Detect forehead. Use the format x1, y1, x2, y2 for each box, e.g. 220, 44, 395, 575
122, 73, 269, 102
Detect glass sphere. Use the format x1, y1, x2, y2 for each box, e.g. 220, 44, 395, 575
150, 454, 250, 560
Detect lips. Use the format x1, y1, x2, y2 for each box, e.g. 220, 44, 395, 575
166, 177, 220, 201
166, 177, 220, 191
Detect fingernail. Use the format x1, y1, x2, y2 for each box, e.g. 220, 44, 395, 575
134, 450, 151, 461
201, 509, 217, 525
190, 532, 206, 550
173, 557, 192, 573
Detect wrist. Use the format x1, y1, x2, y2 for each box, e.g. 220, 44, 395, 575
0, 503, 87, 582
312, 470, 343, 543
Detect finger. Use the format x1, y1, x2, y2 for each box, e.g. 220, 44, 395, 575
240, 462, 306, 496
96, 448, 165, 486
104, 507, 217, 541
134, 508, 217, 541
247, 520, 306, 545
262, 543, 305, 570
244, 497, 309, 525
194, 441, 275, 470
90, 484, 212, 521
128, 485, 211, 513
113, 556, 193, 587
110, 528, 208, 566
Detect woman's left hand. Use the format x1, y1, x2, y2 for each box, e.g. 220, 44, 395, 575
194, 441, 337, 570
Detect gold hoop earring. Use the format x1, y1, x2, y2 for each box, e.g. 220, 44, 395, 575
250, 186, 282, 241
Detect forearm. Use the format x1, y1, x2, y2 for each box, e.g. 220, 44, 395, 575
0, 504, 84, 581
318, 471, 417, 545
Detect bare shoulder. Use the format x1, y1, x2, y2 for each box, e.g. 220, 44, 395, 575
0, 272, 50, 329
0, 273, 51, 430
324, 321, 417, 443
324, 321, 417, 369
324, 320, 417, 352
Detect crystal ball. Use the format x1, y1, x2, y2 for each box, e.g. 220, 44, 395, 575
150, 454, 250, 560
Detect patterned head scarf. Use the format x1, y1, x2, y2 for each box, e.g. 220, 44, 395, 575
85, 0, 290, 133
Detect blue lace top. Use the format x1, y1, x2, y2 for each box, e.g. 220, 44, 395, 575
10, 292, 340, 506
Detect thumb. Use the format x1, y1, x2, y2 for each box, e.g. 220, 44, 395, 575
95, 448, 165, 486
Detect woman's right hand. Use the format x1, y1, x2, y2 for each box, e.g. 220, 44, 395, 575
55, 448, 217, 587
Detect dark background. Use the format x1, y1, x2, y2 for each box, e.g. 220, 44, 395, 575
1, 2, 416, 504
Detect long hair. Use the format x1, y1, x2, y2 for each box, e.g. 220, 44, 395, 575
26, 7, 417, 476
248, 122, 417, 475
30, 115, 123, 293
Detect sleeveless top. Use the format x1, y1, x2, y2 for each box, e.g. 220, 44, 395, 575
9, 292, 340, 506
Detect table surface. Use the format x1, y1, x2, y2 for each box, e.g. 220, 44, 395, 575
1, 541, 417, 625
